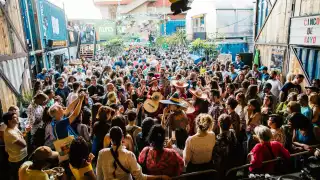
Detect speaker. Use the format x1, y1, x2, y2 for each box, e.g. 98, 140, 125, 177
239, 53, 253, 68
47, 39, 53, 48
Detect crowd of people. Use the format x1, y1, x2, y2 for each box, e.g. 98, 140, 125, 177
0, 46, 320, 180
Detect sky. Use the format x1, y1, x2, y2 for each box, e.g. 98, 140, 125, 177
49, 0, 102, 19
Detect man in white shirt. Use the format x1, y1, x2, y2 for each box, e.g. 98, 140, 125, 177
266, 70, 282, 98
3, 112, 28, 180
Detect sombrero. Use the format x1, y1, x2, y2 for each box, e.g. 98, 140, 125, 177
305, 86, 319, 92
149, 77, 159, 85
160, 93, 185, 107
172, 80, 188, 88
189, 89, 208, 100
143, 92, 163, 113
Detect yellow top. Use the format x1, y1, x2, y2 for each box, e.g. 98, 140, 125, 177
69, 163, 93, 180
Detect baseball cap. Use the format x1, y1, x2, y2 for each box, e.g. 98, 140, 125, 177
259, 66, 268, 71
32, 146, 59, 161
305, 86, 319, 92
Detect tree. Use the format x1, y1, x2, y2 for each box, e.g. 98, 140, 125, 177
190, 38, 218, 60
104, 38, 125, 57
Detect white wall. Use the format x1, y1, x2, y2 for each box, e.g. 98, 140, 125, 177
186, 0, 216, 40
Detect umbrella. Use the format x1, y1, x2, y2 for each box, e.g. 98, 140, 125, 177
189, 54, 202, 64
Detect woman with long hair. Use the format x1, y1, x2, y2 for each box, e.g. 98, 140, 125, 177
96, 127, 170, 180
261, 95, 274, 126
136, 117, 155, 153
104, 115, 134, 152
69, 137, 96, 180
245, 99, 262, 152
92, 106, 114, 157
245, 85, 261, 105
33, 80, 43, 95
309, 92, 320, 126
235, 92, 248, 131
138, 125, 184, 177
43, 75, 54, 90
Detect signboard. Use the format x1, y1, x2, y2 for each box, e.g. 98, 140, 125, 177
52, 40, 67, 47
94, 21, 116, 41
290, 15, 320, 46
37, 0, 67, 47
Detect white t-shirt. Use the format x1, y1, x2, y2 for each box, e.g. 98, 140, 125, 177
19, 161, 49, 180
183, 132, 216, 165
74, 73, 86, 82
66, 92, 78, 106
267, 79, 282, 98
4, 128, 28, 162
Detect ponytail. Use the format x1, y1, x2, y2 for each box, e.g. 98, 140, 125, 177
109, 126, 123, 178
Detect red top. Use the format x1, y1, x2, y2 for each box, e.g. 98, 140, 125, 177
249, 141, 290, 173
138, 147, 184, 177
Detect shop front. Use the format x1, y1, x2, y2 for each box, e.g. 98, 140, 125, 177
289, 15, 320, 85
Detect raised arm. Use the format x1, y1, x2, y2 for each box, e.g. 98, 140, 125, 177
64, 98, 80, 116
68, 94, 84, 124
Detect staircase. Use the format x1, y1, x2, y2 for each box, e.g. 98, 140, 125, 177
120, 0, 156, 14
80, 45, 94, 59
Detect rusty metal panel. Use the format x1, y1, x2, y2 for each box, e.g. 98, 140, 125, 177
0, 77, 18, 112
0, 10, 12, 55
6, 0, 25, 54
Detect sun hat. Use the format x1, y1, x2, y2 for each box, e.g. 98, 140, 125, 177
189, 89, 208, 100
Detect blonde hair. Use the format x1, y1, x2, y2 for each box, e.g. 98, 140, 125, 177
286, 73, 296, 83
196, 113, 213, 132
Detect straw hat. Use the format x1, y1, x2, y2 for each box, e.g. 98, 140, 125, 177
148, 77, 159, 85
171, 80, 188, 88
189, 89, 208, 100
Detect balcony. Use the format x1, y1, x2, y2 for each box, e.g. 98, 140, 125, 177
120, 0, 156, 14
93, 0, 132, 5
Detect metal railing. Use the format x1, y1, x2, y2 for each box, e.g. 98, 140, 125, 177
171, 144, 319, 179
225, 144, 319, 177
172, 169, 218, 180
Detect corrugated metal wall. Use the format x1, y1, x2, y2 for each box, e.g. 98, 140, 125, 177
256, 0, 292, 44
160, 20, 186, 35
217, 42, 249, 61
0, 1, 32, 112
294, 0, 320, 17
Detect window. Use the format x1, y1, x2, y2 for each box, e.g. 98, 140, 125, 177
192, 15, 205, 33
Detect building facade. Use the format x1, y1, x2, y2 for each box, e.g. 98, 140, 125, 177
254, 0, 320, 85
0, 0, 32, 112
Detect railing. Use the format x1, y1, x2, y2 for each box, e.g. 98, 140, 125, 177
225, 144, 319, 177
120, 0, 156, 14
172, 144, 319, 179
172, 170, 218, 180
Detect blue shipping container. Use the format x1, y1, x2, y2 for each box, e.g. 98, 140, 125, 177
36, 0, 67, 47
217, 42, 249, 61
160, 20, 186, 35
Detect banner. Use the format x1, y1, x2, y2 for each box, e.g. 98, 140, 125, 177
37, 0, 67, 47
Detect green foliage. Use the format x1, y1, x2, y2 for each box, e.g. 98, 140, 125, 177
104, 38, 125, 57
190, 38, 218, 58
18, 90, 33, 107
155, 30, 187, 50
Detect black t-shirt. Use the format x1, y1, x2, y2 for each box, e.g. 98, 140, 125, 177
55, 87, 71, 105
281, 82, 302, 99
87, 84, 105, 97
